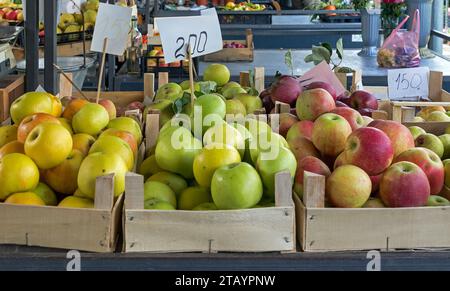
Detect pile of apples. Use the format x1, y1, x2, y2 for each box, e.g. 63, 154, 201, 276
144, 63, 264, 128
0, 7, 23, 22
223, 41, 247, 49
411, 106, 450, 122
0, 92, 142, 209
137, 63, 296, 210
278, 82, 450, 208
147, 46, 181, 68
56, 0, 99, 35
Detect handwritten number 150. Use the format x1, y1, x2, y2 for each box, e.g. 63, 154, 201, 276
395, 73, 423, 91
174, 31, 208, 59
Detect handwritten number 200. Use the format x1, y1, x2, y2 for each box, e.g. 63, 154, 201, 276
174, 31, 208, 59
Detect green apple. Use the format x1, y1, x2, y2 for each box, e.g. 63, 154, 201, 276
203, 122, 245, 157
138, 154, 162, 179
72, 103, 109, 136
243, 118, 271, 138
362, 197, 385, 208
220, 81, 241, 94
58, 13, 75, 30
89, 135, 134, 170
147, 171, 188, 199
225, 99, 247, 116
409, 126, 426, 140
64, 24, 81, 33
0, 125, 17, 148
439, 134, 450, 160
192, 93, 226, 134
427, 195, 450, 206
107, 117, 143, 145
256, 146, 297, 198
230, 122, 253, 141
415, 133, 444, 158
178, 186, 211, 210
41, 149, 84, 195
179, 80, 200, 91
249, 131, 289, 164
203, 63, 230, 86
24, 123, 73, 169
77, 152, 128, 198
427, 111, 450, 122
144, 100, 174, 127
0, 153, 39, 200
155, 83, 183, 101
144, 198, 176, 210
235, 94, 263, 114
10, 92, 58, 124
413, 116, 425, 122
33, 182, 57, 206
144, 181, 177, 208
83, 9, 97, 24
58, 196, 94, 209
443, 159, 450, 188
211, 162, 263, 209
74, 13, 83, 24
192, 202, 217, 210
155, 126, 202, 179
222, 86, 247, 100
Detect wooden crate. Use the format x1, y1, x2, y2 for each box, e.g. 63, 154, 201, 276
0, 75, 24, 122
203, 29, 254, 62
296, 171, 450, 252
122, 112, 295, 253
0, 175, 123, 252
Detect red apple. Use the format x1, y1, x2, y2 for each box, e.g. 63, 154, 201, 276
99, 99, 117, 120
296, 88, 335, 121
262, 94, 274, 114
287, 136, 320, 162
125, 101, 145, 113
331, 107, 364, 131
286, 120, 314, 142
311, 113, 352, 157
394, 147, 444, 195
306, 81, 337, 100
276, 113, 299, 138
343, 127, 394, 176
335, 101, 349, 108
17, 113, 61, 143
370, 173, 382, 195
100, 128, 138, 157
349, 90, 378, 110
369, 120, 415, 158
337, 91, 350, 101
358, 108, 374, 117
294, 156, 331, 198
379, 161, 430, 207
270, 75, 303, 105
5, 10, 18, 21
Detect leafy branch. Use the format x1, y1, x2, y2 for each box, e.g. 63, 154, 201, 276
304, 37, 353, 73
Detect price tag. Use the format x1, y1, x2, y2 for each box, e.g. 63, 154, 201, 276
91, 3, 132, 56
155, 8, 222, 63
298, 61, 347, 97
388, 67, 430, 99
61, 0, 81, 13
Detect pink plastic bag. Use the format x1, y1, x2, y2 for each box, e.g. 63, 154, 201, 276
377, 9, 420, 68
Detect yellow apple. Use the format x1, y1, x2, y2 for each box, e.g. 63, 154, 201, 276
42, 149, 84, 195
10, 92, 60, 124
77, 152, 128, 198
32, 182, 57, 206
5, 192, 45, 206
24, 123, 73, 169
17, 113, 61, 143
0, 153, 39, 200
89, 135, 134, 170
0, 125, 17, 147
58, 117, 73, 135
107, 117, 143, 145
72, 133, 95, 156
58, 196, 94, 209
72, 103, 109, 136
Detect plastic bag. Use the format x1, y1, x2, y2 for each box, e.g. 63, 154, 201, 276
377, 9, 420, 68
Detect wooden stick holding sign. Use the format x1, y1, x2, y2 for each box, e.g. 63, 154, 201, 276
187, 44, 196, 110
53, 63, 90, 101
96, 38, 109, 104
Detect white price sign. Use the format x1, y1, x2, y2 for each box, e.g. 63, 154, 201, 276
155, 8, 222, 63
91, 3, 132, 56
61, 0, 81, 13
387, 67, 430, 99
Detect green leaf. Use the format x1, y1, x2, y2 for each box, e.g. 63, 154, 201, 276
312, 45, 331, 64
197, 81, 217, 94
312, 54, 325, 65
246, 87, 259, 96
320, 42, 333, 56
284, 49, 293, 76
172, 93, 192, 114
336, 37, 344, 60
304, 54, 315, 63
